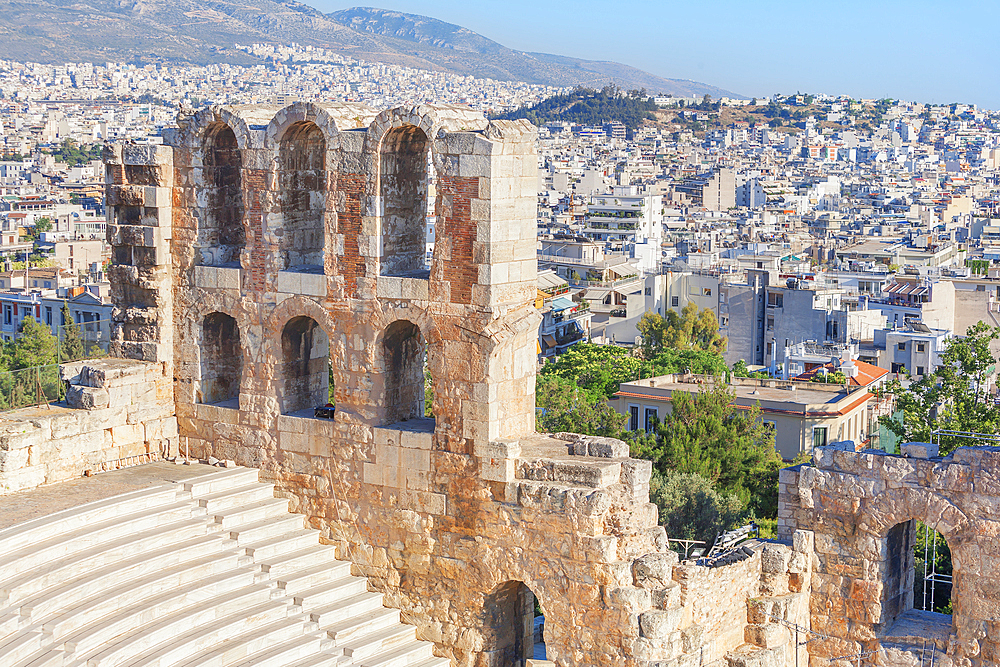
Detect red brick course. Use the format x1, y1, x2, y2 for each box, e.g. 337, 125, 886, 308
438, 175, 478, 305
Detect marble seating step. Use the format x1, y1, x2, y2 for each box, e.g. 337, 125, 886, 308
0, 464, 449, 667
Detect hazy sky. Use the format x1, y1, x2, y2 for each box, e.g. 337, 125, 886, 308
314, 0, 1000, 109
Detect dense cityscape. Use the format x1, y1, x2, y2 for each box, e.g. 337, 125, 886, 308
0, 0, 996, 659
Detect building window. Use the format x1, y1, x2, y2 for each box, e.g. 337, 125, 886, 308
45, 306, 52, 326
813, 426, 828, 449
671, 296, 679, 307
898, 342, 906, 351
3, 305, 9, 326
629, 405, 640, 431
44, 282, 51, 288
767, 292, 783, 308
644, 287, 651, 296
917, 366, 925, 376
721, 316, 729, 327
917, 343, 925, 352
644, 407, 658, 432
766, 316, 774, 331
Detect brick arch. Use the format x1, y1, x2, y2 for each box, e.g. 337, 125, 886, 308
264, 102, 341, 152
366, 106, 440, 155
184, 107, 254, 151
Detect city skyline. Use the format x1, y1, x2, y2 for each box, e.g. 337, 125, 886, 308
316, 0, 1000, 109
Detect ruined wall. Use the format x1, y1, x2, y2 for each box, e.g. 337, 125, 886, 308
0, 359, 177, 495
105, 102, 823, 667
780, 444, 1000, 667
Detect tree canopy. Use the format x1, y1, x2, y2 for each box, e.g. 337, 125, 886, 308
492, 86, 657, 131
628, 384, 783, 518
880, 321, 1000, 455
637, 304, 727, 358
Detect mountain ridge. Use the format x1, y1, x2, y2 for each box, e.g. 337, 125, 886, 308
0, 1, 741, 98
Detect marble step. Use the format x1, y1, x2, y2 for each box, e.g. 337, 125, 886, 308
341, 624, 419, 661
319, 606, 401, 645
15, 532, 233, 622
197, 483, 278, 515
0, 485, 185, 558
259, 546, 342, 579
0, 516, 221, 610
229, 514, 306, 545
290, 577, 371, 609
275, 560, 354, 596
212, 497, 292, 529
182, 468, 264, 497
0, 500, 206, 589
348, 636, 434, 667
243, 530, 321, 562
82, 589, 286, 667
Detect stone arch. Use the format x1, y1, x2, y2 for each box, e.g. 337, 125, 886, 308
198, 122, 245, 266
184, 106, 254, 151
264, 102, 341, 152
379, 319, 428, 423
199, 311, 242, 405
277, 120, 328, 273
377, 123, 432, 278
481, 579, 547, 666
278, 315, 330, 415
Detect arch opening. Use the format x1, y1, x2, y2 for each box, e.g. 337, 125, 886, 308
881, 519, 953, 652
379, 124, 432, 279
482, 581, 545, 666
278, 121, 327, 274
382, 320, 432, 424
199, 312, 242, 406
199, 123, 244, 266
279, 316, 330, 415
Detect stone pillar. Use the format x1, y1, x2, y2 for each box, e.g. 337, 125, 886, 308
104, 142, 175, 378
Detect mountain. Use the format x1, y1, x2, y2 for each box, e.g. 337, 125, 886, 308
0, 1, 740, 97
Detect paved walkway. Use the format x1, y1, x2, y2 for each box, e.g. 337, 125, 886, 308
0, 461, 228, 531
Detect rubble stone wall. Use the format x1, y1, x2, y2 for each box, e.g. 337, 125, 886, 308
0, 359, 177, 495
780, 445, 1000, 667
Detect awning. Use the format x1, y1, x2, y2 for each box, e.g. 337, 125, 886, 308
550, 296, 576, 311
542, 334, 558, 348
585, 288, 611, 300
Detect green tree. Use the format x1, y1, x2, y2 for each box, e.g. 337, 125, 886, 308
637, 304, 727, 358
628, 385, 782, 516
642, 348, 729, 378
10, 316, 57, 370
650, 469, 745, 545
59, 303, 86, 362
535, 375, 627, 438
538, 343, 641, 401
880, 322, 1000, 455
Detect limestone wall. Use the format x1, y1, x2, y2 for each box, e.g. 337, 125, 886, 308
0, 359, 177, 495
780, 444, 1000, 667
104, 103, 825, 667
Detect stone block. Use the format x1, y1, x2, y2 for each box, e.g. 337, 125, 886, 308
66, 386, 110, 410
276, 271, 301, 294
639, 608, 682, 639
376, 276, 403, 299
633, 552, 679, 589
745, 623, 790, 649
901, 441, 939, 459
480, 457, 515, 483
0, 447, 29, 473
299, 273, 327, 297
0, 425, 46, 451
760, 544, 792, 574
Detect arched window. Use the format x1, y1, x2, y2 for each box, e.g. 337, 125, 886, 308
279, 316, 329, 415
482, 581, 545, 665
882, 519, 953, 651
200, 123, 244, 266
379, 125, 431, 278
200, 312, 241, 406
382, 320, 429, 423
279, 122, 326, 273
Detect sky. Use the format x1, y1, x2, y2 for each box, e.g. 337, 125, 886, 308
313, 0, 1000, 109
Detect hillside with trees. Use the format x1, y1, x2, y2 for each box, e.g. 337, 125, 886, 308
493, 86, 657, 131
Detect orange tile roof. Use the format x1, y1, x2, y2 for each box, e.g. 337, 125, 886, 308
794, 358, 889, 387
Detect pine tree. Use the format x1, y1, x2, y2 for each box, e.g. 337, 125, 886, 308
59, 303, 86, 362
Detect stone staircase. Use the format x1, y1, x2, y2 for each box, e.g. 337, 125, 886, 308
0, 466, 449, 667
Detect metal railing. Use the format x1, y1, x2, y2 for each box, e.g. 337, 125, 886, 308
0, 318, 113, 411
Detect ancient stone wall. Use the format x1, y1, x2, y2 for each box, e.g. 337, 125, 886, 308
103, 102, 829, 667
780, 443, 1000, 667
0, 359, 177, 495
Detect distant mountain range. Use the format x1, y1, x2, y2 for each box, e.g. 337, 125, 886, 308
0, 2, 740, 98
